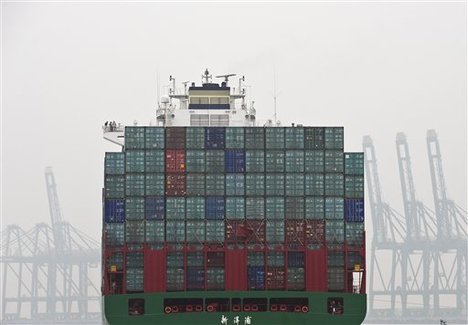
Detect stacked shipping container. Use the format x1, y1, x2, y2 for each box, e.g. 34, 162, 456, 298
103, 126, 365, 295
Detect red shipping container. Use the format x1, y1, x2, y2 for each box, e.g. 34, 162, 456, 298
225, 249, 247, 291
246, 220, 265, 245
286, 220, 305, 246
166, 150, 186, 173
166, 174, 186, 196
306, 220, 325, 245
266, 267, 285, 290
305, 247, 327, 291
144, 249, 166, 292
226, 220, 248, 242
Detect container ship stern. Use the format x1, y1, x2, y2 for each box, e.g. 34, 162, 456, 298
102, 70, 366, 325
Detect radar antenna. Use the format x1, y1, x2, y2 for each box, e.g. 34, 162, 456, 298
216, 74, 236, 85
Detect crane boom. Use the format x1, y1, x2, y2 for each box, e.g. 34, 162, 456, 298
44, 167, 68, 254
363, 136, 385, 244
395, 133, 421, 241
426, 129, 451, 239
45, 167, 63, 226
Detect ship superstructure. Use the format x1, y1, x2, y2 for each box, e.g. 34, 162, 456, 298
102, 70, 367, 325
156, 69, 256, 127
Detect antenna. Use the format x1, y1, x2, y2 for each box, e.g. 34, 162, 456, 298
156, 72, 161, 108
239, 75, 246, 109
169, 75, 176, 95
202, 69, 212, 84
182, 81, 190, 95
273, 70, 278, 125
215, 74, 236, 85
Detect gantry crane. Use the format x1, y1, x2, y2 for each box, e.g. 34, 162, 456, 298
363, 136, 406, 317
426, 130, 467, 316
365, 132, 466, 324
1, 168, 101, 324
396, 133, 437, 242
395, 132, 438, 316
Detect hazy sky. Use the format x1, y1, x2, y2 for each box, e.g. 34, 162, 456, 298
2, 2, 466, 244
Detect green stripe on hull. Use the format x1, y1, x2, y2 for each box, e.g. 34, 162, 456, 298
104, 292, 366, 325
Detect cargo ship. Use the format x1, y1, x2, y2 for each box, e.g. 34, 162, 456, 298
102, 70, 366, 325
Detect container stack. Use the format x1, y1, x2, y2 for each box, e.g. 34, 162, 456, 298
343, 152, 365, 285
102, 126, 365, 294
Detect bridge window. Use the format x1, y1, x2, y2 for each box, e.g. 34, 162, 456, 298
128, 298, 145, 316
209, 97, 229, 105
210, 114, 229, 126
190, 114, 210, 126
327, 297, 344, 315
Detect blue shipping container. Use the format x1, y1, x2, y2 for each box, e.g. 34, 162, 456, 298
225, 150, 245, 173
247, 266, 265, 289
205, 197, 225, 220
187, 268, 205, 290
288, 252, 305, 267
205, 128, 225, 149
345, 198, 365, 222
104, 199, 125, 223
146, 197, 165, 220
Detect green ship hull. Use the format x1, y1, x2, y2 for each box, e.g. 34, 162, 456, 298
104, 291, 366, 325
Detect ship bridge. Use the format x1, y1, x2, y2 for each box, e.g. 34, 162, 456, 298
188, 82, 230, 110
157, 69, 256, 127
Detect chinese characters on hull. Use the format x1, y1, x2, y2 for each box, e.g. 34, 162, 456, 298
221, 315, 252, 325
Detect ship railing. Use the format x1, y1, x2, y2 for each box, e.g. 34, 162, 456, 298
103, 123, 124, 133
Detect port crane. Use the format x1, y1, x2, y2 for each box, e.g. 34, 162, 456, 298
396, 133, 436, 315
1, 168, 101, 324
363, 136, 406, 317
426, 130, 467, 315
364, 132, 467, 324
